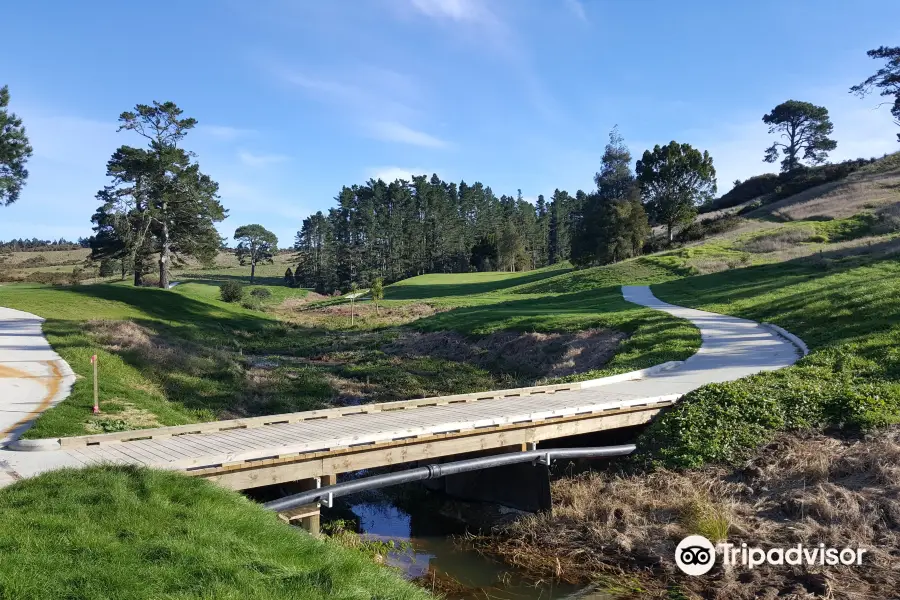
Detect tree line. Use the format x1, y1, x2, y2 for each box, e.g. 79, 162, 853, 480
293, 176, 582, 292
293, 129, 718, 293
0, 237, 90, 252
0, 45, 896, 289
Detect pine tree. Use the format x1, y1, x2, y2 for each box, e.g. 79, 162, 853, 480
234, 224, 277, 284
572, 128, 650, 265
96, 101, 226, 288
0, 86, 32, 206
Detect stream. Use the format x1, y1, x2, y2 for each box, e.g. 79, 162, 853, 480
323, 492, 609, 600
252, 430, 642, 599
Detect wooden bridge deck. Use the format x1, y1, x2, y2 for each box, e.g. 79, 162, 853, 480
0, 286, 803, 490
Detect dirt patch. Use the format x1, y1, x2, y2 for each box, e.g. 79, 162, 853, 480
383, 329, 626, 380
738, 226, 819, 254
321, 373, 378, 406
319, 302, 436, 319
475, 429, 900, 598
277, 292, 327, 311
84, 402, 162, 434
281, 301, 440, 328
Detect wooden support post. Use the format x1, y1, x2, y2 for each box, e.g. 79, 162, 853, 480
296, 477, 321, 535
91, 355, 100, 414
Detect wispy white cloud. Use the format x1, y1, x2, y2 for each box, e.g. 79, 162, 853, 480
198, 124, 255, 141
273, 63, 446, 149
238, 150, 290, 167
408, 0, 490, 23
367, 121, 449, 149
366, 166, 430, 182
564, 0, 588, 22
276, 70, 358, 99
402, 0, 563, 124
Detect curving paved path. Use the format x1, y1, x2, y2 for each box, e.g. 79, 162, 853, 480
0, 308, 76, 444
0, 308, 77, 485
0, 286, 802, 485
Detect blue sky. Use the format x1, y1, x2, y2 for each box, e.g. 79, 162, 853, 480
2, 0, 899, 246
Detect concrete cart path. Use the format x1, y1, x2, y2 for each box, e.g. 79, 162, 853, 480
0, 286, 803, 487
0, 307, 76, 482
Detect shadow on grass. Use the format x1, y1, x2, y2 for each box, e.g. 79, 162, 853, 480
508, 258, 692, 295
384, 268, 572, 300
653, 248, 900, 361
177, 273, 289, 286
65, 283, 271, 333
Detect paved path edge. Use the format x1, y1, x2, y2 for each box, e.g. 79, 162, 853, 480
760, 322, 810, 356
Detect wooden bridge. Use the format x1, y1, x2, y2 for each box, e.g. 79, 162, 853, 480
1, 286, 804, 527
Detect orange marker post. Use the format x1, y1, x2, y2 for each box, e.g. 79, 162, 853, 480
90, 354, 100, 414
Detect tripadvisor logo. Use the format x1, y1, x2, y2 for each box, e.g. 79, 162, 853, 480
675, 535, 716, 576
675, 536, 868, 576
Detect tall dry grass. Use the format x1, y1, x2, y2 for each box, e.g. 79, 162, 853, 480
475, 429, 900, 599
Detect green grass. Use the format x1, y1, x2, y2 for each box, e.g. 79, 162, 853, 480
638, 252, 900, 468
174, 279, 309, 309
0, 251, 704, 438
0, 465, 427, 600
384, 263, 571, 299
0, 283, 303, 438
414, 284, 699, 382
503, 257, 690, 294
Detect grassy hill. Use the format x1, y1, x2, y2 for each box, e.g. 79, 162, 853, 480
0, 465, 427, 600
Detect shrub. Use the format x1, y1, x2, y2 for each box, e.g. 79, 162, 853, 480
874, 204, 900, 235
241, 296, 262, 311
23, 271, 69, 285
675, 214, 742, 243
219, 280, 244, 303
68, 267, 85, 286
19, 255, 47, 267
737, 199, 763, 215
773, 159, 875, 200
706, 173, 780, 212
707, 158, 879, 214
98, 259, 120, 277
140, 275, 160, 288
249, 287, 271, 299
637, 347, 900, 469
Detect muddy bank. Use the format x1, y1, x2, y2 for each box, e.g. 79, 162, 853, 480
473, 428, 900, 599
384, 328, 627, 380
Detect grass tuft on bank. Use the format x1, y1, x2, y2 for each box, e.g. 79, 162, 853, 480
0, 465, 427, 600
